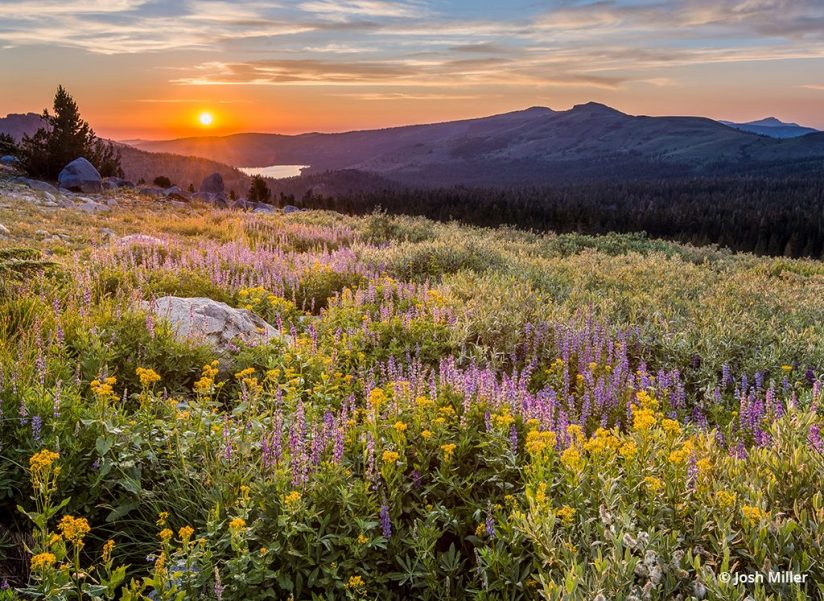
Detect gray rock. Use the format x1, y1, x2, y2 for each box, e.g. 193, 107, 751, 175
139, 187, 164, 197
102, 177, 133, 189
231, 198, 250, 211
197, 173, 228, 206
99, 227, 116, 238
18, 178, 59, 194
252, 203, 276, 214
58, 158, 102, 193
120, 234, 163, 245
77, 201, 110, 214
0, 223, 9, 235
105, 198, 119, 207
144, 296, 280, 353
1, 155, 19, 166
200, 172, 224, 195
283, 204, 301, 214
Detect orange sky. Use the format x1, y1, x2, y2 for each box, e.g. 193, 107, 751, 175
1, 1, 823, 139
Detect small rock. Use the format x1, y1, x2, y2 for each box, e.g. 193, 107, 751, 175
102, 177, 133, 189
77, 201, 110, 214
99, 227, 116, 238
120, 234, 163, 245
58, 158, 103, 193
139, 187, 164, 197
105, 198, 118, 207
0, 223, 9, 235
252, 203, 276, 214
283, 204, 300, 214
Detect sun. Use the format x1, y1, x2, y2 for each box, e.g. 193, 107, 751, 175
198, 112, 213, 126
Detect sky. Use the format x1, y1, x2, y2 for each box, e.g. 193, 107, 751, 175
1, 0, 823, 139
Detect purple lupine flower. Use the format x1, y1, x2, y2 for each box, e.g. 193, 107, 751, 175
333, 425, 345, 465
809, 425, 822, 453
485, 512, 496, 538
213, 568, 224, 601
410, 470, 422, 489
380, 499, 392, 539
53, 380, 62, 418
686, 453, 697, 490
509, 424, 518, 454
31, 415, 42, 443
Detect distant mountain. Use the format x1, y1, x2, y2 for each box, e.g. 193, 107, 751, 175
0, 112, 43, 141
132, 103, 824, 187
719, 117, 819, 139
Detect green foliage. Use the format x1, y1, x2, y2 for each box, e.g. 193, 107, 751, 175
19, 85, 123, 180
248, 175, 271, 204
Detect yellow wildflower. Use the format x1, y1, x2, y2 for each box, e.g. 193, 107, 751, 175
157, 512, 169, 527
661, 419, 681, 436
440, 443, 457, 460
29, 449, 59, 472
421, 429, 432, 440
357, 533, 368, 544
619, 440, 638, 460
534, 482, 548, 505
632, 407, 657, 432
346, 575, 365, 589
643, 476, 664, 494
555, 505, 576, 525
742, 505, 767, 524
58, 515, 91, 542
101, 539, 115, 562
229, 517, 246, 531
284, 490, 302, 506
368, 388, 386, 410
526, 430, 557, 455
31, 552, 56, 570
715, 490, 736, 509
179, 526, 194, 541
393, 421, 408, 433
136, 367, 161, 387
159, 528, 173, 542
382, 450, 400, 465
560, 446, 583, 472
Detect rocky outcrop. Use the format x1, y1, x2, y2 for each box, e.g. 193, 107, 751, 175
144, 296, 279, 352
196, 172, 228, 207
103, 177, 133, 190
58, 158, 102, 193
16, 177, 59, 194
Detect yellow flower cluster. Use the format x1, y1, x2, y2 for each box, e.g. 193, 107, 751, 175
30, 449, 59, 472
560, 446, 583, 472
643, 476, 664, 494
368, 388, 387, 410
346, 575, 365, 589
179, 525, 194, 541
136, 367, 161, 387
668, 439, 695, 465
102, 539, 115, 562
284, 490, 302, 506
392, 421, 407, 433
382, 450, 400, 464
525, 430, 558, 455
90, 376, 118, 402
195, 361, 220, 393
357, 533, 369, 544
555, 505, 576, 525
440, 443, 457, 460
159, 528, 173, 542
421, 429, 433, 440
715, 490, 736, 509
30, 552, 56, 570
229, 517, 247, 531
58, 515, 91, 542
619, 440, 638, 460
741, 505, 767, 523
661, 419, 682, 436
583, 428, 621, 456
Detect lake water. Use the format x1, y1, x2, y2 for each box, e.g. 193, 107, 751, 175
238, 165, 308, 179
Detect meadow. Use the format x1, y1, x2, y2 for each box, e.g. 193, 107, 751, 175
0, 183, 822, 600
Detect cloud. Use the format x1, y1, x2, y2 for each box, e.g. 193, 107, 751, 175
801, 84, 824, 91
298, 0, 424, 19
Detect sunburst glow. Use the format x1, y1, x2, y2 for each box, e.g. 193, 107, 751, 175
198, 112, 213, 126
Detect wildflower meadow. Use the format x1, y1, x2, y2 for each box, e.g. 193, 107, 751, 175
0, 193, 822, 600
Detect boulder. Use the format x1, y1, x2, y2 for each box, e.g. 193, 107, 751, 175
138, 187, 164, 197
283, 204, 301, 214
198, 172, 228, 206
120, 234, 163, 246
1, 155, 19, 166
144, 296, 279, 352
58, 158, 102, 193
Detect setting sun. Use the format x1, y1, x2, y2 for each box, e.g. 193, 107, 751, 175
198, 112, 213, 126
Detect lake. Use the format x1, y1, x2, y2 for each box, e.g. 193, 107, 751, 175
238, 165, 309, 179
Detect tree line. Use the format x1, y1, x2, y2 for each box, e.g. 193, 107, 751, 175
292, 177, 824, 258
